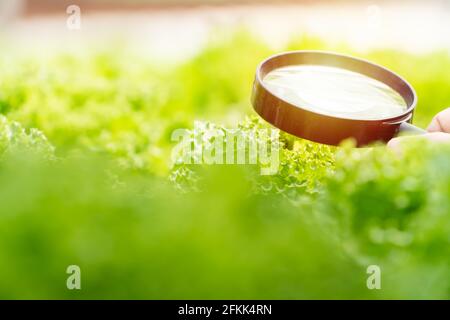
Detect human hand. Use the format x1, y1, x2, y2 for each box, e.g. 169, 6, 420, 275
388, 108, 450, 149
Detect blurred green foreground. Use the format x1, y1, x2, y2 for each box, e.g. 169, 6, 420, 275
0, 32, 449, 299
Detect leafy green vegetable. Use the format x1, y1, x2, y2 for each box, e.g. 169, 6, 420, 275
0, 115, 54, 160
0, 32, 448, 299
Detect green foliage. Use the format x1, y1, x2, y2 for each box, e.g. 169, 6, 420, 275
316, 141, 450, 298
0, 32, 449, 299
0, 115, 54, 160
170, 116, 334, 195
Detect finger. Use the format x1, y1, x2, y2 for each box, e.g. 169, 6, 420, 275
427, 107, 450, 133
387, 137, 403, 150
388, 132, 450, 150
423, 132, 450, 142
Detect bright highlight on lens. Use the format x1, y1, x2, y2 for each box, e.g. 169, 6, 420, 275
263, 65, 407, 120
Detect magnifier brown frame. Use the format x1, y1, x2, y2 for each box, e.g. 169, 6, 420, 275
251, 50, 425, 147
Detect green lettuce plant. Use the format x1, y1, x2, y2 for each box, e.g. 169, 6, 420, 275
0, 32, 448, 299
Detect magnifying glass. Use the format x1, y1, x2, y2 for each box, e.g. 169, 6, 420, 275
251, 51, 426, 147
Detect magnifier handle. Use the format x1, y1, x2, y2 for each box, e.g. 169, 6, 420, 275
397, 122, 427, 136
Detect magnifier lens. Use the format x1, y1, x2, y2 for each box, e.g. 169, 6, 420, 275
263, 65, 408, 121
